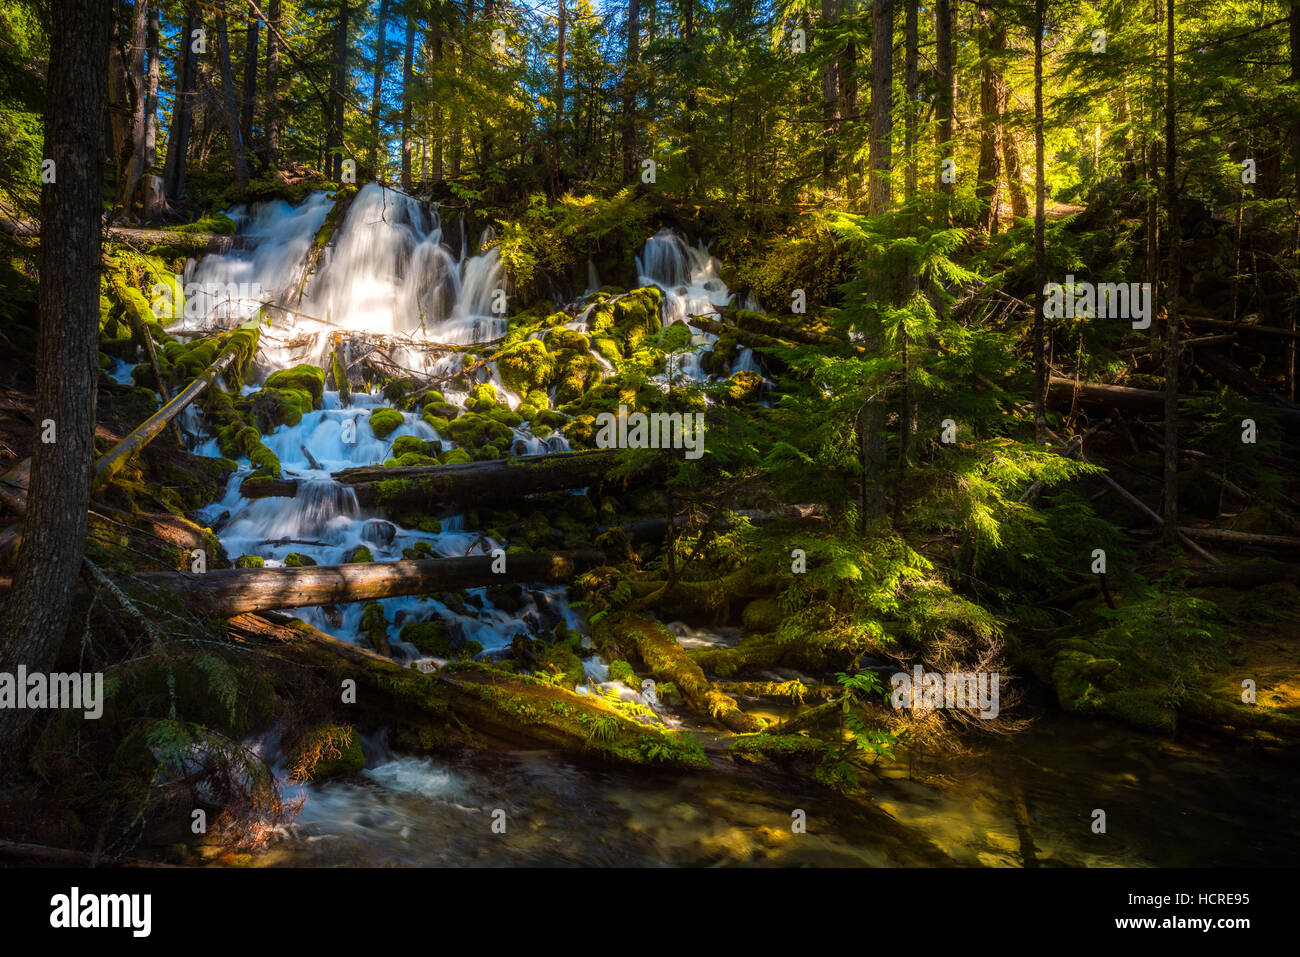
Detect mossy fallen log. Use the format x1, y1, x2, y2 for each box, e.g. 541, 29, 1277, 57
138, 549, 605, 618
240, 449, 629, 508
593, 613, 765, 733
230, 612, 709, 768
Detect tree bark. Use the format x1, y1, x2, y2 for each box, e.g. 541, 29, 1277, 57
0, 0, 111, 767
241, 0, 260, 153
265, 0, 281, 166
368, 0, 389, 178
214, 0, 251, 197
162, 2, 199, 202
1162, 0, 1180, 539
136, 551, 605, 618
868, 0, 893, 214
622, 0, 640, 181
400, 11, 414, 189
115, 0, 150, 216
241, 449, 628, 508
934, 0, 954, 219
1033, 0, 1047, 443
976, 1, 1002, 233
820, 0, 839, 192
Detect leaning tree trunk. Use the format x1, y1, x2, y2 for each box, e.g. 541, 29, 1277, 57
0, 0, 111, 767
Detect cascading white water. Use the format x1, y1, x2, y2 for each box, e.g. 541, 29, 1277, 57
174, 194, 761, 706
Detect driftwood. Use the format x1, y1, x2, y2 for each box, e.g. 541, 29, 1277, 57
242, 449, 628, 508
135, 549, 605, 618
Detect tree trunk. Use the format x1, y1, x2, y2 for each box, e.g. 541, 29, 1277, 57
1162, 0, 1180, 539
820, 0, 838, 192
265, 0, 281, 166
328, 0, 351, 181
0, 0, 111, 767
162, 2, 199, 202
934, 0, 953, 219
622, 0, 639, 181
215, 0, 251, 197
976, 1, 1002, 233
1033, 0, 1047, 442
242, 449, 628, 508
401, 11, 414, 189
368, 0, 389, 178
241, 0, 260, 153
868, 0, 893, 214
136, 551, 605, 618
115, 0, 149, 216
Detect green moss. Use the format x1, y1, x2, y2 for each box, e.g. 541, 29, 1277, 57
439, 447, 473, 465
234, 554, 264, 569
400, 619, 481, 658
361, 602, 391, 656
608, 659, 638, 689
348, 546, 374, 563
369, 407, 405, 438
284, 552, 317, 568
264, 365, 325, 408
290, 724, 365, 780
496, 339, 554, 395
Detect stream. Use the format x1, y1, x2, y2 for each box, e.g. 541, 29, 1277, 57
162, 185, 1299, 868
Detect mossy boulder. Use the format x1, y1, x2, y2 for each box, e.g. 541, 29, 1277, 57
369, 407, 405, 438
284, 552, 317, 567
400, 619, 482, 659
347, 546, 374, 563
264, 364, 325, 408
234, 554, 265, 569
497, 339, 554, 395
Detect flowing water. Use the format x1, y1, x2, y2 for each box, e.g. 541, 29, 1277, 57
162, 186, 1298, 867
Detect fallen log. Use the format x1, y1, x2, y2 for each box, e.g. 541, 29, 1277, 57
0, 217, 247, 253
1183, 314, 1300, 341
229, 611, 709, 768
1047, 376, 1181, 414
1184, 562, 1300, 588
593, 613, 765, 734
136, 549, 606, 618
1174, 527, 1300, 551
240, 449, 630, 508
1048, 375, 1300, 429
1044, 427, 1220, 565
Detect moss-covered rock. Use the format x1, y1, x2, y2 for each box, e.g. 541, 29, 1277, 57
264, 364, 325, 408
234, 554, 265, 569
368, 407, 405, 438
284, 552, 317, 568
